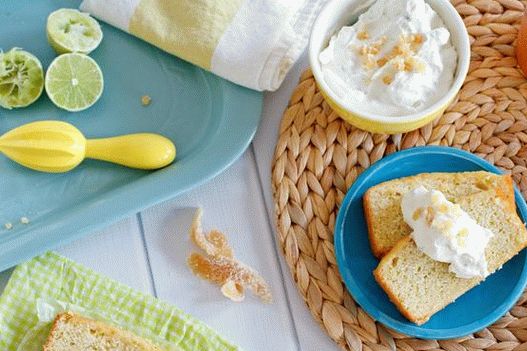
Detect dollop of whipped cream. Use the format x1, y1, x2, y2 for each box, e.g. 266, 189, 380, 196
318, 0, 457, 116
401, 186, 493, 279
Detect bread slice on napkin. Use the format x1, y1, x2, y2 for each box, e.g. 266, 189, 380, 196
364, 171, 514, 258
43, 312, 163, 351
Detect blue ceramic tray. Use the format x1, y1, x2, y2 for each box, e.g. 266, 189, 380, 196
335, 146, 527, 339
0, 1, 262, 272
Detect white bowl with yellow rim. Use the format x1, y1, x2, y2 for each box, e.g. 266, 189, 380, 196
308, 0, 471, 135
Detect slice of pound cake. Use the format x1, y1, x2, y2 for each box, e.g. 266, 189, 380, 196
364, 171, 514, 258
374, 190, 527, 325
43, 312, 164, 351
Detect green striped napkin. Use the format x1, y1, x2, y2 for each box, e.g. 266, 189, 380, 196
0, 252, 238, 351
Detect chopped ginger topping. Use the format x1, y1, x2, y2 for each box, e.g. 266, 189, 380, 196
425, 206, 435, 225
357, 36, 387, 70
188, 209, 272, 303
357, 31, 369, 40
437, 219, 454, 232
404, 60, 413, 72
458, 228, 469, 237
438, 204, 449, 214
405, 57, 426, 73
457, 227, 469, 247
382, 75, 393, 85
377, 57, 388, 67
392, 59, 405, 72
410, 33, 424, 45
358, 33, 426, 75
376, 36, 388, 46
412, 208, 423, 221
359, 46, 379, 56
363, 57, 378, 70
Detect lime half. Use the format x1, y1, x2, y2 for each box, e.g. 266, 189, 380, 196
0, 48, 44, 109
47, 8, 103, 54
45, 53, 104, 112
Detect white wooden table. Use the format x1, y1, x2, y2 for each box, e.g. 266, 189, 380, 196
0, 53, 338, 351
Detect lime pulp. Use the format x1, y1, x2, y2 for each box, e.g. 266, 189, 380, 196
47, 8, 103, 54
45, 53, 104, 112
0, 48, 44, 109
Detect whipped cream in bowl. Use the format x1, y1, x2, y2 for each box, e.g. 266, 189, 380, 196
308, 0, 470, 134
319, 0, 457, 116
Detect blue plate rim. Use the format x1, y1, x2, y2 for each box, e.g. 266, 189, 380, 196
334, 145, 527, 339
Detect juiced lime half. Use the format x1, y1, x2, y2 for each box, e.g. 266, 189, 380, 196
0, 48, 44, 109
47, 8, 103, 54
45, 53, 104, 112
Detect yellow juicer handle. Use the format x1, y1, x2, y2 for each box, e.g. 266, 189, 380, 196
85, 133, 176, 170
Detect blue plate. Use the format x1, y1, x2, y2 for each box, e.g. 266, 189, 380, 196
0, 1, 262, 271
335, 146, 527, 339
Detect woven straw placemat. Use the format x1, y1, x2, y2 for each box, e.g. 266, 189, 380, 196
272, 0, 527, 349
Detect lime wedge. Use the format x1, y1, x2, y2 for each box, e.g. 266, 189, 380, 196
45, 53, 104, 112
47, 8, 103, 54
0, 48, 44, 109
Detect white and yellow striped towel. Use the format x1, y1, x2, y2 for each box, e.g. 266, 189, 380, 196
79, 0, 326, 91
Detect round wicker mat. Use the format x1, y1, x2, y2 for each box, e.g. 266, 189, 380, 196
272, 0, 527, 349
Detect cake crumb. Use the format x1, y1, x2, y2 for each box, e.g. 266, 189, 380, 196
141, 95, 151, 106
20, 217, 29, 224
4, 222, 12, 230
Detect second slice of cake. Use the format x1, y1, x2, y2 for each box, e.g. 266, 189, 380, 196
364, 171, 514, 258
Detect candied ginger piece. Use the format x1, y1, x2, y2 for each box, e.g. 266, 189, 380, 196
221, 280, 245, 302
207, 230, 234, 258
187, 208, 272, 303
191, 209, 233, 258
188, 253, 272, 303
188, 253, 230, 285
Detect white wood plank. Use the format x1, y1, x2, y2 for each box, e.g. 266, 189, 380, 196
56, 217, 153, 294
254, 52, 341, 351
254, 51, 310, 220
0, 217, 153, 303
140, 151, 300, 351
